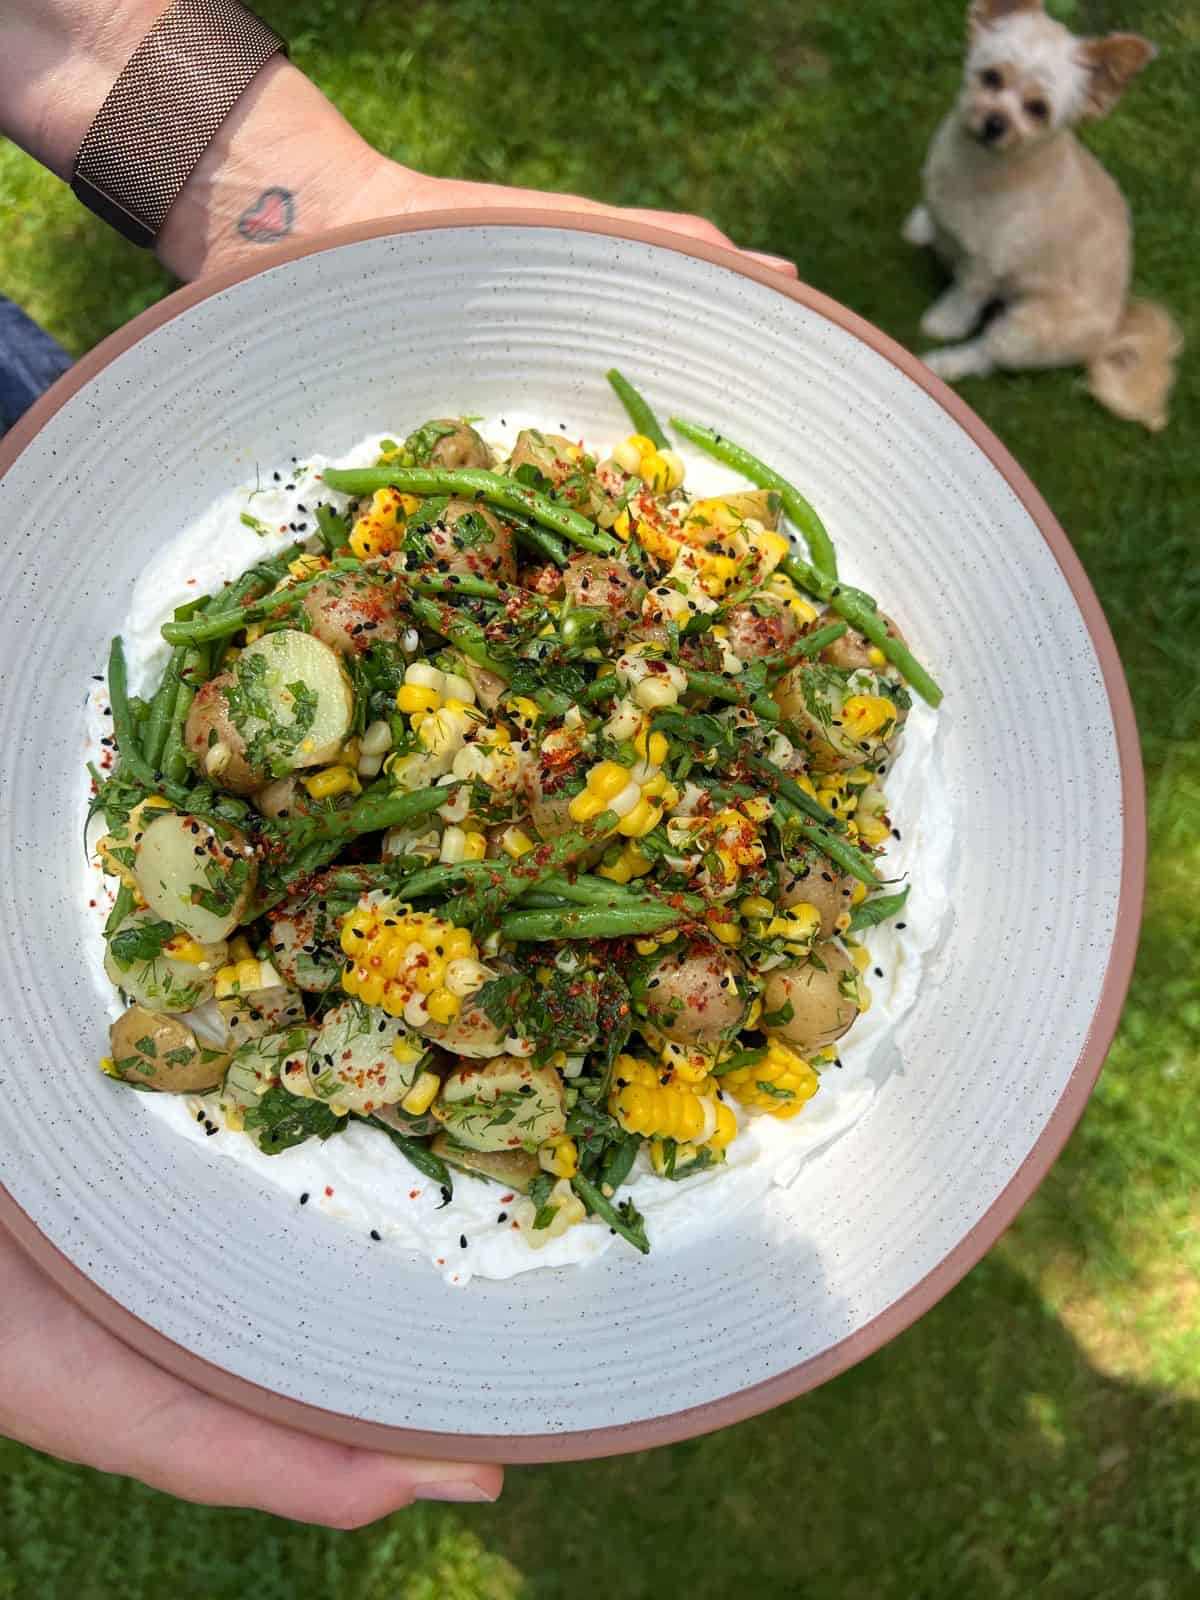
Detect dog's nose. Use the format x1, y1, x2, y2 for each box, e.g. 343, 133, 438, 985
982, 113, 1007, 143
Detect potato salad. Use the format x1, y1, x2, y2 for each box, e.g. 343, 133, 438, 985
89, 373, 942, 1262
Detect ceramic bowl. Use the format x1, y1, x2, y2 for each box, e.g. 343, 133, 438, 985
0, 214, 1142, 1462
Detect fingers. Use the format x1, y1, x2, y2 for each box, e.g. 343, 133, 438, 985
397, 176, 797, 277
746, 250, 800, 278
0, 1229, 501, 1526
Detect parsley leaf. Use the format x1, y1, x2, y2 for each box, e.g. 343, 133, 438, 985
244, 1087, 347, 1155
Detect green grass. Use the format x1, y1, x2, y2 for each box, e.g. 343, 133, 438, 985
1, 0, 1197, 1594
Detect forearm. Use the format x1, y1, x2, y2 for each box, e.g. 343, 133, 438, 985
0, 0, 412, 280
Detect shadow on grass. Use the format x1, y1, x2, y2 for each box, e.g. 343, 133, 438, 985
3, 1256, 1197, 1600
492, 1254, 1200, 1599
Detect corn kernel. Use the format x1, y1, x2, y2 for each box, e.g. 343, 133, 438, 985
426, 989, 461, 1024
538, 1135, 579, 1178
842, 695, 895, 739
867, 646, 887, 668
508, 695, 541, 724
304, 766, 361, 800
500, 826, 534, 859
396, 683, 443, 715
722, 1038, 819, 1119
400, 1070, 441, 1115
163, 933, 209, 965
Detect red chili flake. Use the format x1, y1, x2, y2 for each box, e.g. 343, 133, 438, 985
436, 1257, 445, 1266
186, 577, 197, 586
409, 1189, 420, 1200
88, 899, 96, 908
499, 1193, 515, 1204
324, 1185, 334, 1197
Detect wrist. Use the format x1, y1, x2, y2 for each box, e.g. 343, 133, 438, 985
155, 58, 400, 281
3, 0, 170, 177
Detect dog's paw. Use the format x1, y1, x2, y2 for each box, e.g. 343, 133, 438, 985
921, 344, 992, 383
902, 205, 935, 247
920, 301, 977, 341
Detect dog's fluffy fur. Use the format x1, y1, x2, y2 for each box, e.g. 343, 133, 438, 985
906, 0, 1180, 430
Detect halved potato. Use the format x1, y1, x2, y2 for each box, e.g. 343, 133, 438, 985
432, 1056, 566, 1153
429, 1134, 539, 1193
134, 812, 257, 943
305, 999, 425, 1114
109, 1005, 229, 1093
221, 1025, 312, 1113
103, 909, 226, 1014
185, 628, 353, 793
682, 490, 780, 535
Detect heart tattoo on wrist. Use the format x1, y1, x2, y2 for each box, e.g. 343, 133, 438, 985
236, 187, 296, 243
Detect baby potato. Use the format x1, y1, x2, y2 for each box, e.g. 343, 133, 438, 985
299, 570, 403, 656
644, 939, 748, 1044
508, 428, 587, 487
103, 908, 226, 1014
305, 999, 423, 1114
522, 725, 588, 840
724, 593, 800, 663
109, 1004, 229, 1093
429, 1134, 539, 1193
266, 893, 346, 992
433, 1056, 566, 1154
185, 629, 353, 793
778, 847, 857, 937
424, 419, 492, 470
561, 554, 645, 635
424, 999, 507, 1059
773, 664, 906, 772
761, 943, 863, 1053
134, 812, 257, 943
811, 606, 908, 673
420, 499, 516, 582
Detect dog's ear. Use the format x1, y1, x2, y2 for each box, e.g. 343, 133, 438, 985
967, 0, 1043, 39
1077, 33, 1158, 118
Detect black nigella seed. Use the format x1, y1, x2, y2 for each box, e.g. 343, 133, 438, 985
370, 1229, 381, 1242
299, 1192, 310, 1205
896, 922, 907, 930
460, 1234, 468, 1249
874, 967, 884, 978
498, 1212, 508, 1224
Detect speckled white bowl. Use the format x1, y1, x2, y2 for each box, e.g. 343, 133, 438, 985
0, 214, 1142, 1462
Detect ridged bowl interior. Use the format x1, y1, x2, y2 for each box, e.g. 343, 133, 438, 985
0, 218, 1136, 1460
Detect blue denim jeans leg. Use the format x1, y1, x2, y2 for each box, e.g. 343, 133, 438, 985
0, 296, 74, 437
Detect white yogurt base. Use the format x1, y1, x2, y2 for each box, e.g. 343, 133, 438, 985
83, 418, 952, 1285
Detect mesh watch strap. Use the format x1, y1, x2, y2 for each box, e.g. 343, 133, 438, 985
72, 0, 286, 249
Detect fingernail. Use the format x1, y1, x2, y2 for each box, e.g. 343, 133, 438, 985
746, 251, 797, 273
416, 1480, 499, 1503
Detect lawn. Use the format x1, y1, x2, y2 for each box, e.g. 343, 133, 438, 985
1, 0, 1197, 1595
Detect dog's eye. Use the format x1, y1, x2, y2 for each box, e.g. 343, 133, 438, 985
1025, 98, 1050, 120
979, 68, 1003, 89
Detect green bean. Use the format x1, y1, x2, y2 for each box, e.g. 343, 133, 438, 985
848, 884, 909, 932
103, 883, 134, 938
510, 515, 569, 568
313, 783, 452, 843
160, 561, 360, 645
792, 814, 879, 887
408, 595, 512, 680
683, 665, 780, 721
106, 638, 190, 802
321, 466, 621, 556
392, 861, 493, 900
598, 1136, 640, 1194
739, 753, 839, 829
455, 813, 618, 931
410, 574, 510, 602
499, 901, 690, 941
536, 873, 706, 917
368, 1118, 452, 1190
766, 621, 848, 680
779, 556, 944, 707
606, 369, 668, 450
571, 1172, 650, 1254
139, 647, 186, 770
670, 417, 839, 579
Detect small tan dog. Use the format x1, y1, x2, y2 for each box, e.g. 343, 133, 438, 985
905, 0, 1181, 430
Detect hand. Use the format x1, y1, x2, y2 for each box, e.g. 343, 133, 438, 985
0, 1225, 501, 1524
